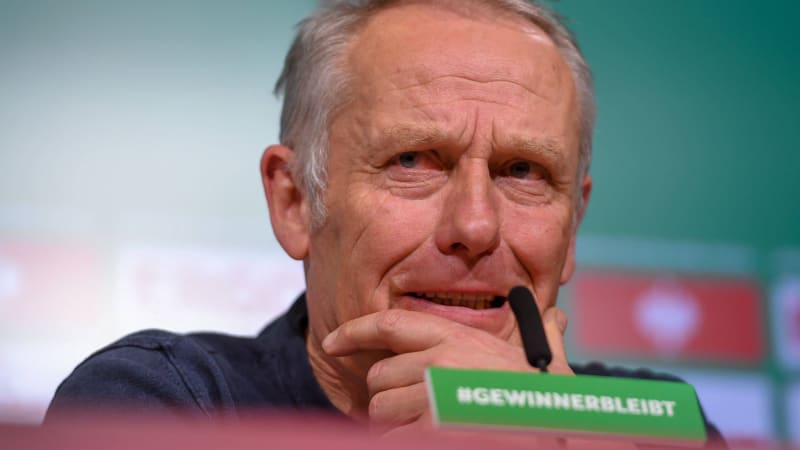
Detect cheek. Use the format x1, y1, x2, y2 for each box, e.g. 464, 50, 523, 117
330, 189, 441, 313
351, 193, 439, 271
505, 205, 573, 300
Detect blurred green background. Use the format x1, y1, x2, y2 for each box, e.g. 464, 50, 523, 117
557, 0, 799, 247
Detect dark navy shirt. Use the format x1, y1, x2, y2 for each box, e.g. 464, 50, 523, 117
46, 294, 724, 445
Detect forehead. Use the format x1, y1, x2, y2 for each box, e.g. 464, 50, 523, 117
331, 2, 580, 159
346, 2, 574, 107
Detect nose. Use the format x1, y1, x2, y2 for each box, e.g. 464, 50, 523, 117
434, 164, 501, 262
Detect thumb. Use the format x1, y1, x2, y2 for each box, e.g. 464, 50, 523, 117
543, 306, 568, 334
542, 306, 572, 374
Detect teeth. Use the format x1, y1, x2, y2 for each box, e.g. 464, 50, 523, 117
413, 292, 500, 309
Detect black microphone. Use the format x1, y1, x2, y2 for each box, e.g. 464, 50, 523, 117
508, 286, 552, 372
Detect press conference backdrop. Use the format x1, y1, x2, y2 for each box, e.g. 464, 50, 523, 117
1, 0, 798, 445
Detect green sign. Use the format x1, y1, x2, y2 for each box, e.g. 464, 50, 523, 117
425, 367, 707, 446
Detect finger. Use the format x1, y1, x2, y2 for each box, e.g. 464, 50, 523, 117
367, 342, 530, 397
367, 350, 429, 397
542, 306, 573, 374
323, 309, 458, 356
369, 382, 429, 426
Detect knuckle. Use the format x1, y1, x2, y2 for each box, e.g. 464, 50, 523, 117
366, 361, 384, 386
338, 324, 355, 342
369, 391, 389, 420
376, 310, 405, 336
447, 328, 475, 344
444, 327, 486, 353
431, 354, 458, 367
427, 347, 458, 367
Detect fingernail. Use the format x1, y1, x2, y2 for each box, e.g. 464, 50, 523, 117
322, 329, 338, 352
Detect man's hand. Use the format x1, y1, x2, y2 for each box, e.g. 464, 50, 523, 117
321, 307, 572, 432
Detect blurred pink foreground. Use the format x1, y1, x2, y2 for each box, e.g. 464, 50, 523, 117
0, 412, 788, 450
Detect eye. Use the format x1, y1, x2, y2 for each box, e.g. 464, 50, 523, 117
385, 150, 446, 194
398, 152, 418, 168
508, 161, 531, 179
498, 160, 549, 186
390, 150, 441, 171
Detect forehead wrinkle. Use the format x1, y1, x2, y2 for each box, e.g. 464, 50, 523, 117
389, 72, 553, 104
407, 96, 522, 111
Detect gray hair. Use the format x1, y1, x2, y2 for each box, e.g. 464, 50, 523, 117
275, 0, 595, 229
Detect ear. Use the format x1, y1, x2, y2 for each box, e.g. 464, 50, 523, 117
261, 145, 310, 260
560, 174, 592, 285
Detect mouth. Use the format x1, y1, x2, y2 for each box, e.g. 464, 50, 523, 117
406, 292, 507, 310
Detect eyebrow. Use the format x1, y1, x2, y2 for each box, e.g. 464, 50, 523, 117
504, 135, 567, 169
506, 135, 563, 157
381, 124, 448, 148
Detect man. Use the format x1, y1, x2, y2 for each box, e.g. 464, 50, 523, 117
48, 0, 722, 444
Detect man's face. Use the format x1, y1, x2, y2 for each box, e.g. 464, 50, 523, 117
304, 4, 587, 350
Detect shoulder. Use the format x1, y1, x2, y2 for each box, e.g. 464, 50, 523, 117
46, 297, 333, 422
571, 361, 684, 383
46, 329, 240, 421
